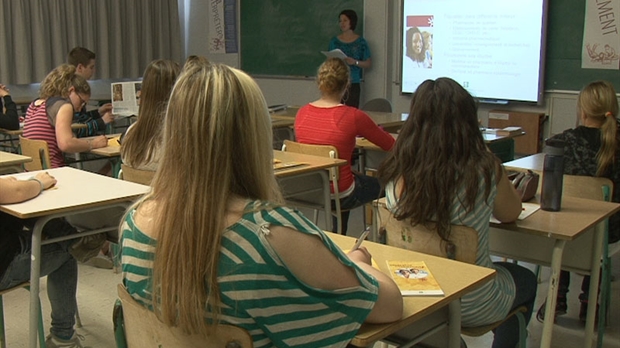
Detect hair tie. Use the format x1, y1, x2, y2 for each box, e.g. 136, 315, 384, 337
605, 111, 613, 118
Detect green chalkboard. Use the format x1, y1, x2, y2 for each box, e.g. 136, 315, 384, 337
545, 0, 620, 91
240, 0, 364, 78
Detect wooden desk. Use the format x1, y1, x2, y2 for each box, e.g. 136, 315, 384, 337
77, 134, 122, 175
0, 167, 149, 348
0, 150, 31, 173
357, 131, 524, 171
504, 153, 545, 172
1, 124, 90, 153
326, 233, 495, 348
271, 106, 408, 129
489, 196, 620, 348
365, 111, 409, 130
274, 150, 347, 231
0, 123, 87, 137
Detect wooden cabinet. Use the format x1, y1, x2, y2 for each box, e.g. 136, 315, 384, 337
488, 110, 546, 155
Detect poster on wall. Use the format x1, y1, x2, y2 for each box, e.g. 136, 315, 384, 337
582, 0, 620, 69
208, 0, 238, 54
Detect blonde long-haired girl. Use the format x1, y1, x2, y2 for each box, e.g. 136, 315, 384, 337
538, 80, 620, 322
120, 59, 402, 347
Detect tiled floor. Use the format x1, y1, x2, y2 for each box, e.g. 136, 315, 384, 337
3, 207, 619, 347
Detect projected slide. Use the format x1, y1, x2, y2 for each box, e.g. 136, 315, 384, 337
401, 0, 546, 103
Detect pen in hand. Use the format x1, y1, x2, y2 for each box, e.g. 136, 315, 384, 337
351, 227, 370, 251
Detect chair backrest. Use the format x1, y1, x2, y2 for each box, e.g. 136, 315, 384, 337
361, 98, 393, 113
120, 164, 155, 186
376, 199, 479, 264
562, 175, 613, 202
19, 136, 51, 171
117, 284, 253, 348
281, 140, 340, 181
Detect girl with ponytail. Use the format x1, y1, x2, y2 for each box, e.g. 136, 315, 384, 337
537, 80, 620, 323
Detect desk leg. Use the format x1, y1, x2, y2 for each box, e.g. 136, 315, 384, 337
29, 216, 54, 348
540, 239, 566, 348
448, 300, 461, 348
584, 222, 605, 348
319, 170, 334, 232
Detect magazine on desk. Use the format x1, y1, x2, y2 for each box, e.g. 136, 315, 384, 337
111, 81, 142, 117
386, 260, 444, 296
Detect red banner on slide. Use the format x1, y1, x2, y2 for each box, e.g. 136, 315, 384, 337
407, 15, 433, 28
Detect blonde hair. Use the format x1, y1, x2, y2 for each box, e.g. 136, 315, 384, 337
316, 58, 350, 96
577, 80, 620, 176
138, 60, 282, 334
121, 59, 180, 168
39, 64, 90, 99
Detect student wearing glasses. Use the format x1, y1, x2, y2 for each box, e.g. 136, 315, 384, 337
22, 64, 116, 267
23, 64, 107, 168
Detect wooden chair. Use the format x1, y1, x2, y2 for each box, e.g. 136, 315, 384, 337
116, 284, 253, 348
119, 164, 155, 186
281, 140, 348, 234
361, 98, 393, 113
0, 283, 46, 348
375, 199, 527, 348
19, 136, 51, 171
562, 175, 615, 348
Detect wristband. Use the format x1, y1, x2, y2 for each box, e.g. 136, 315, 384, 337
87, 139, 93, 151
28, 177, 44, 193
355, 60, 359, 66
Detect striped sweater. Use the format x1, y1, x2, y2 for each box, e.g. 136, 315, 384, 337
23, 98, 66, 168
386, 175, 516, 327
121, 200, 379, 347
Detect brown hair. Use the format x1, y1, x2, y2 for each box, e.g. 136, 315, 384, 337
39, 64, 90, 99
578, 80, 620, 176
378, 78, 498, 244
67, 47, 96, 67
121, 59, 180, 168
316, 58, 349, 96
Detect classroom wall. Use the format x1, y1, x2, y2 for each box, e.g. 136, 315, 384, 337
3, 1, 585, 139
182, 0, 595, 139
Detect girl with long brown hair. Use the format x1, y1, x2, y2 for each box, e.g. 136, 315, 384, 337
121, 59, 180, 171
379, 77, 536, 348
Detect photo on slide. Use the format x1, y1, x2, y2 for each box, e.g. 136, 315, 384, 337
405, 15, 433, 69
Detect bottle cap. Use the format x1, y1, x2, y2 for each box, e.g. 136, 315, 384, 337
543, 138, 565, 156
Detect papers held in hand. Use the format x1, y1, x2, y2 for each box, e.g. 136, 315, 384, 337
321, 49, 347, 60
111, 81, 142, 117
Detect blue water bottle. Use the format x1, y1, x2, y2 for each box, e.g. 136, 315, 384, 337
540, 139, 565, 211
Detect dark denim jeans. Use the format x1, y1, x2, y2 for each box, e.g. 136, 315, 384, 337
332, 173, 382, 235
491, 262, 538, 348
0, 218, 78, 339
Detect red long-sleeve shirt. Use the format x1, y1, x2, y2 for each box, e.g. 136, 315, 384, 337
295, 104, 395, 194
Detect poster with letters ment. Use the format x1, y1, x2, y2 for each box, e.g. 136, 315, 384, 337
582, 0, 620, 69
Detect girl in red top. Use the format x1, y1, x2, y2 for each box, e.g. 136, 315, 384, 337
295, 58, 395, 234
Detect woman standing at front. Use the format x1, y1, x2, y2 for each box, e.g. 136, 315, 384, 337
329, 9, 371, 108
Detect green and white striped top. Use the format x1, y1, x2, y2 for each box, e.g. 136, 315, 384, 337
386, 174, 516, 327
121, 200, 379, 347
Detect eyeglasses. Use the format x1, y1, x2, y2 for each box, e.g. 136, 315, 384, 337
75, 92, 87, 108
